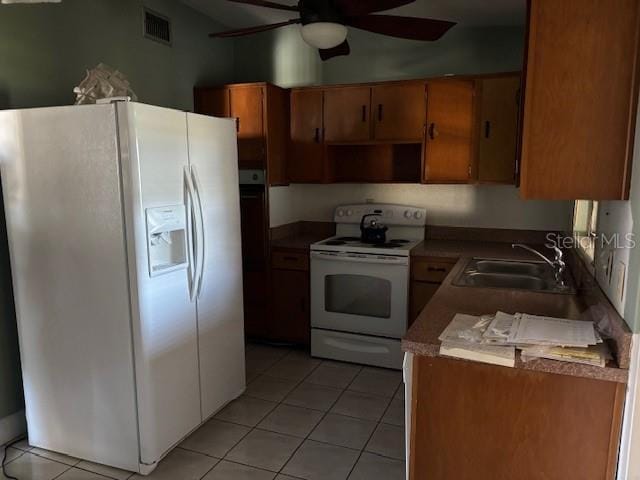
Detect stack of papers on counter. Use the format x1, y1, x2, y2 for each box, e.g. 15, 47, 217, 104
438, 312, 609, 368
439, 314, 516, 367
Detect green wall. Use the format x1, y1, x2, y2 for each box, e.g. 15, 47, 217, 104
233, 24, 526, 87
0, 0, 235, 430
0, 0, 235, 110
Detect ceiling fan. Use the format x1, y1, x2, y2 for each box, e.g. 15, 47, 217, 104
209, 0, 456, 61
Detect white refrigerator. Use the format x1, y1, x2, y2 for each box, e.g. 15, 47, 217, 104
0, 101, 246, 474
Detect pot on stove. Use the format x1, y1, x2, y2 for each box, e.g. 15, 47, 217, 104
360, 214, 388, 244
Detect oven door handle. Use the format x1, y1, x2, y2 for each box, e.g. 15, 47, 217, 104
310, 251, 408, 266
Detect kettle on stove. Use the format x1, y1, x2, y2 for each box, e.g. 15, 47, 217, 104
360, 214, 388, 244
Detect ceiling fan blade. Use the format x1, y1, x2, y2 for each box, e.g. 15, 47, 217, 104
209, 18, 301, 38
346, 14, 456, 41
226, 0, 298, 12
319, 40, 351, 61
334, 0, 415, 16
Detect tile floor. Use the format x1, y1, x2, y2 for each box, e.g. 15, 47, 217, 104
1, 344, 406, 480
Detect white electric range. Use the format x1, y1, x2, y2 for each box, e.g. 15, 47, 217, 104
310, 204, 427, 369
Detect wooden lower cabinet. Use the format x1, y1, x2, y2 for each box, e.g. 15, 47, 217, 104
409, 355, 625, 480
243, 269, 269, 338
410, 257, 457, 325
270, 248, 310, 345
410, 282, 440, 324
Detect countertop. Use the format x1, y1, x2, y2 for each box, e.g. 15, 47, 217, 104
271, 233, 329, 251
404, 240, 630, 384
270, 221, 335, 251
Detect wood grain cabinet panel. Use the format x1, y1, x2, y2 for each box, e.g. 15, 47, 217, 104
270, 248, 310, 346
410, 355, 625, 480
230, 85, 265, 170
372, 83, 426, 142
194, 83, 288, 186
323, 86, 372, 143
410, 282, 440, 324
194, 87, 229, 117
520, 0, 640, 200
477, 75, 520, 184
289, 89, 326, 183
423, 80, 476, 183
270, 269, 310, 346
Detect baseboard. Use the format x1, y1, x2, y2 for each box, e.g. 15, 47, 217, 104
0, 409, 26, 446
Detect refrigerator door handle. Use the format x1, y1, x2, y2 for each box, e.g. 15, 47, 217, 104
184, 167, 200, 301
190, 165, 206, 299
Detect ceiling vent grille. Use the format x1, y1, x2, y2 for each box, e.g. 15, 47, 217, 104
144, 8, 172, 46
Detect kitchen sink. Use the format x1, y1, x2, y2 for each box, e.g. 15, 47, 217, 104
462, 272, 549, 290
453, 258, 575, 294
474, 259, 547, 277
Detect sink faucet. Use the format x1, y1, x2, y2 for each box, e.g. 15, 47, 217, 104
512, 243, 566, 287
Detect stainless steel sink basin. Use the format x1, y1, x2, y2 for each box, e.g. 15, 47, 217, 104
474, 259, 548, 277
453, 258, 575, 294
463, 272, 548, 290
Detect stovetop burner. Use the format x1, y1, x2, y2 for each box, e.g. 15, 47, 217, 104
389, 239, 410, 244
325, 240, 346, 246
335, 236, 361, 242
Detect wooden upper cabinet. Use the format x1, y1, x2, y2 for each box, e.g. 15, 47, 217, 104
230, 85, 265, 170
372, 83, 426, 142
289, 89, 325, 183
323, 86, 371, 143
194, 87, 229, 117
264, 85, 289, 186
476, 75, 520, 184
520, 0, 640, 200
423, 80, 476, 183
194, 83, 288, 186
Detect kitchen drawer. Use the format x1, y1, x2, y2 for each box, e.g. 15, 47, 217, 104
272, 250, 309, 271
411, 259, 456, 283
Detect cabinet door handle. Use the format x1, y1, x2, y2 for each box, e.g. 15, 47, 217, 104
428, 123, 436, 140
314, 128, 320, 143
361, 105, 367, 122
484, 121, 491, 139
427, 267, 447, 272
378, 104, 383, 121
235, 117, 240, 132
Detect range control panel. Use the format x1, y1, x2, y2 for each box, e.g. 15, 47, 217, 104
333, 204, 427, 226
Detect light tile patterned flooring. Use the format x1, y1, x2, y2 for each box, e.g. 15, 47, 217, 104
1, 344, 406, 480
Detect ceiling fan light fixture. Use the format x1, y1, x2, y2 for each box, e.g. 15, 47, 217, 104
301, 22, 347, 49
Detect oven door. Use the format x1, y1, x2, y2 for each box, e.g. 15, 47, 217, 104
310, 251, 409, 338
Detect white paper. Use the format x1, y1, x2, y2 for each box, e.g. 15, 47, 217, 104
438, 314, 483, 344
512, 314, 597, 347
484, 311, 517, 340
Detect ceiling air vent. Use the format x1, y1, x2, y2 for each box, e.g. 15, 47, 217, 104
144, 8, 172, 46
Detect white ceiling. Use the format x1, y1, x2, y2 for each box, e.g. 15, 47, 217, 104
182, 0, 526, 29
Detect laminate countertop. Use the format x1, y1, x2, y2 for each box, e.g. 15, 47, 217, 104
271, 233, 328, 251
404, 240, 631, 384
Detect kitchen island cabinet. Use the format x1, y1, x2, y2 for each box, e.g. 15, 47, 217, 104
404, 241, 631, 480
407, 354, 625, 480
